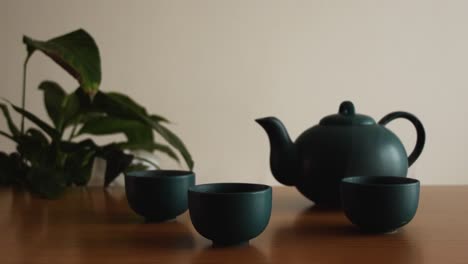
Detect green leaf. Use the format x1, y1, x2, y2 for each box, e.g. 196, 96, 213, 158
92, 92, 193, 169
64, 148, 95, 186
107, 92, 148, 116
60, 139, 98, 153
132, 156, 160, 169
78, 116, 154, 144
23, 29, 101, 98
125, 163, 149, 172
61, 93, 81, 130
150, 114, 169, 123
116, 141, 179, 162
16, 128, 49, 167
25, 128, 49, 145
99, 145, 133, 187
70, 112, 105, 125
65, 106, 106, 127
104, 92, 169, 123
150, 123, 194, 170
38, 81, 66, 129
91, 91, 143, 120
8, 102, 59, 139
0, 103, 20, 138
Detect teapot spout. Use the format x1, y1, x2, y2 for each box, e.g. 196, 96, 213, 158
256, 117, 298, 186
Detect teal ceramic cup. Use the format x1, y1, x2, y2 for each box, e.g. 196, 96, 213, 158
340, 176, 420, 233
188, 183, 272, 247
125, 170, 195, 222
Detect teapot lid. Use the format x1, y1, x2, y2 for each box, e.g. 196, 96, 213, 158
319, 101, 375, 126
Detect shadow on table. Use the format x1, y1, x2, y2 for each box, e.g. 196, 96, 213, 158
77, 190, 196, 250
7, 188, 196, 263
191, 244, 269, 264
85, 220, 196, 249
286, 205, 361, 236
74, 218, 197, 264
270, 205, 423, 263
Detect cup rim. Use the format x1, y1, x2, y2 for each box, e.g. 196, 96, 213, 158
125, 170, 194, 179
341, 176, 419, 187
189, 183, 271, 195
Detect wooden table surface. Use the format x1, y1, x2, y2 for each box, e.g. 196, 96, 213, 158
0, 186, 467, 264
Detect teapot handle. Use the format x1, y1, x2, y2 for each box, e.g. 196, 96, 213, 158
378, 112, 426, 167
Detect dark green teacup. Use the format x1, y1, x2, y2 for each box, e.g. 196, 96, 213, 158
125, 170, 195, 222
188, 183, 272, 247
340, 176, 420, 233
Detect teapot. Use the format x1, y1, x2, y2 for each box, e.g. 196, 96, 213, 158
256, 101, 425, 206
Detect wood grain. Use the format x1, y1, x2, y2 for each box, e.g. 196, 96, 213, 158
0, 186, 467, 263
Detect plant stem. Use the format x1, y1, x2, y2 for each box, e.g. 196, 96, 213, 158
133, 156, 160, 169
20, 56, 30, 134
0, 131, 16, 142
68, 116, 81, 141
68, 123, 79, 141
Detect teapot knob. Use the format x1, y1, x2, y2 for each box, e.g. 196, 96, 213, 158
339, 101, 355, 116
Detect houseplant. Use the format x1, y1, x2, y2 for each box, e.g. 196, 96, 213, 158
0, 29, 193, 198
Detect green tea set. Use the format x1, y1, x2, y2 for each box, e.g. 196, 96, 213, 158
125, 101, 425, 246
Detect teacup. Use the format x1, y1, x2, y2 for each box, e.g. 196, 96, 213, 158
188, 183, 272, 247
125, 170, 195, 222
340, 176, 419, 233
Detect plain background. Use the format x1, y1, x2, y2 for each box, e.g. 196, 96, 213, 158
1, 0, 467, 185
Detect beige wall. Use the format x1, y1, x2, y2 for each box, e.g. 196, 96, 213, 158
1, 0, 467, 185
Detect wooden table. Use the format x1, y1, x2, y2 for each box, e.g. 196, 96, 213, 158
0, 186, 467, 263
